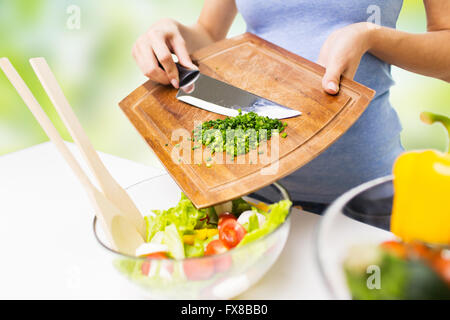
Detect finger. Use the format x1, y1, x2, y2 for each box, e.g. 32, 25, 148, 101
342, 64, 358, 80
316, 52, 327, 68
322, 63, 345, 95
180, 83, 195, 94
146, 49, 171, 85
152, 41, 179, 88
134, 43, 170, 84
317, 58, 326, 68
170, 36, 197, 69
317, 41, 331, 68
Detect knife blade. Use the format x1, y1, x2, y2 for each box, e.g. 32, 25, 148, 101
173, 63, 301, 120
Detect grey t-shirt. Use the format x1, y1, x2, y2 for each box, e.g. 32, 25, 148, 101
236, 0, 404, 203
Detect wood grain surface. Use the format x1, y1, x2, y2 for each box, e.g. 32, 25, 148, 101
119, 33, 375, 208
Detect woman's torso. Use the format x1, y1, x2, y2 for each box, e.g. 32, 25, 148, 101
235, 0, 405, 203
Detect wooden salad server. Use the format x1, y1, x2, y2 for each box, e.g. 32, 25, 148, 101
0, 58, 144, 255
29, 57, 145, 239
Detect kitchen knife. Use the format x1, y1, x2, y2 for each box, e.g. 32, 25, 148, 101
172, 62, 301, 119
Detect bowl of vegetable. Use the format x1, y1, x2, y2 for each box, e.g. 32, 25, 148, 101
93, 173, 292, 299
315, 175, 450, 300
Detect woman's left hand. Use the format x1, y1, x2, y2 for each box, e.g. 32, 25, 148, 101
318, 22, 373, 95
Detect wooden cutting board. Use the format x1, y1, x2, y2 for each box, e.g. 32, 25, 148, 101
119, 33, 375, 208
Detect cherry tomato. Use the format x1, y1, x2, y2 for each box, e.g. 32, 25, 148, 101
218, 212, 236, 228
432, 254, 450, 285
205, 240, 232, 273
144, 252, 169, 259
219, 219, 246, 249
183, 258, 215, 281
205, 239, 228, 256
408, 242, 438, 261
141, 263, 150, 276
214, 254, 233, 273
380, 240, 407, 259
141, 252, 168, 276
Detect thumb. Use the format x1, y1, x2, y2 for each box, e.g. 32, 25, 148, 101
322, 64, 344, 95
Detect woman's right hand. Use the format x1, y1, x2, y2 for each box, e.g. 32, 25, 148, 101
132, 18, 198, 88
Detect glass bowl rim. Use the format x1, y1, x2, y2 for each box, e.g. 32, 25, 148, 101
93, 173, 293, 262
313, 174, 394, 299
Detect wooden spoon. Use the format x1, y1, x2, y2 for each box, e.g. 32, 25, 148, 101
0, 58, 144, 256
29, 57, 145, 238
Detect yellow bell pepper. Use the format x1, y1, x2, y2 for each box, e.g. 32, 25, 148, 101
391, 112, 450, 245
182, 228, 218, 245
182, 234, 196, 245
247, 201, 270, 212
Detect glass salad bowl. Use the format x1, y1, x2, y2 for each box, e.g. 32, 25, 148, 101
93, 173, 292, 299
315, 175, 450, 300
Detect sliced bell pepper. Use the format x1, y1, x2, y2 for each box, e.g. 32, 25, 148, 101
182, 228, 218, 245
247, 201, 270, 213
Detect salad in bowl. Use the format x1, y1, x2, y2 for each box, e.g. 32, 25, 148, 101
94, 174, 292, 299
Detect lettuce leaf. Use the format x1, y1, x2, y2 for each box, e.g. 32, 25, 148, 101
184, 242, 204, 258
247, 213, 260, 233
238, 200, 292, 247
145, 193, 210, 242
163, 224, 185, 259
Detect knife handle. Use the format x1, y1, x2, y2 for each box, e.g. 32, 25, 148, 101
175, 63, 200, 87
158, 61, 199, 87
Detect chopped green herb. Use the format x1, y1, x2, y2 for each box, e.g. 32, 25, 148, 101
281, 132, 287, 138
197, 110, 287, 157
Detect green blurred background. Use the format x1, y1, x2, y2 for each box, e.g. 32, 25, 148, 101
1, 0, 449, 167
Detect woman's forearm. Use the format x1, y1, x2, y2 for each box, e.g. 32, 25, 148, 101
178, 0, 238, 54
368, 24, 450, 82
177, 23, 217, 54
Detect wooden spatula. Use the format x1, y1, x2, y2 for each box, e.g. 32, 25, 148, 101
29, 57, 145, 238
0, 58, 144, 256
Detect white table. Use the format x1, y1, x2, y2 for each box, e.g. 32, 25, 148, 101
0, 142, 384, 299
